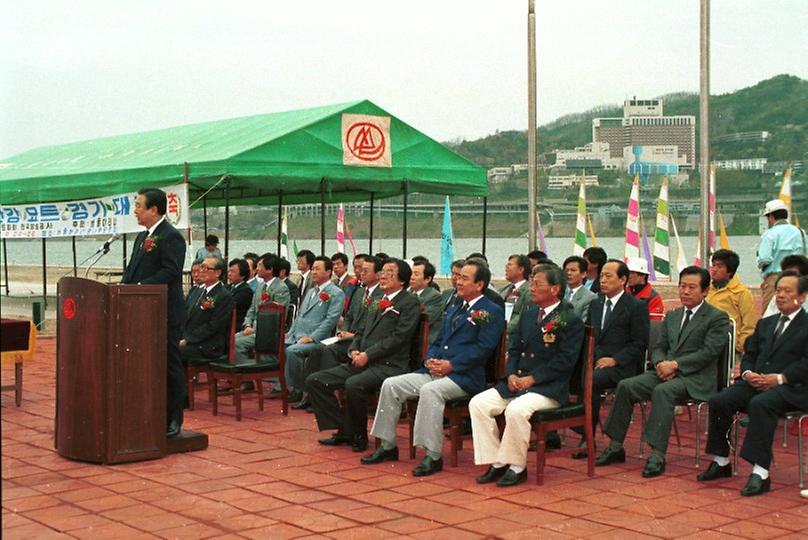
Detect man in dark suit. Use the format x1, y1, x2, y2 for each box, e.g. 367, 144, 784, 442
180, 257, 234, 359
361, 259, 505, 477
471, 264, 584, 487
572, 259, 649, 457
440, 259, 464, 313
595, 266, 729, 477
583, 247, 607, 294
227, 258, 253, 330
410, 259, 444, 345
278, 258, 299, 308
121, 188, 187, 438
699, 271, 808, 496
308, 259, 421, 451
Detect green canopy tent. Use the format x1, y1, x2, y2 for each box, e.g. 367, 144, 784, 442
0, 100, 488, 295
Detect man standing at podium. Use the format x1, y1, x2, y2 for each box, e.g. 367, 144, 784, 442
122, 188, 187, 438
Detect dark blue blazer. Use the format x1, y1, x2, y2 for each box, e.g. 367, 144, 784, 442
419, 295, 505, 395
121, 219, 186, 328
586, 292, 649, 378
495, 303, 584, 404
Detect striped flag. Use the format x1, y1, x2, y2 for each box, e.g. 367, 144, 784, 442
336, 204, 345, 253
670, 213, 688, 275
280, 206, 289, 259
573, 177, 587, 256
641, 215, 656, 281
624, 176, 641, 261
537, 209, 548, 256
440, 196, 455, 276
779, 163, 793, 215
652, 177, 670, 280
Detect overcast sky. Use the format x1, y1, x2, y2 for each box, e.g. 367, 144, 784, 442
2, 0, 806, 158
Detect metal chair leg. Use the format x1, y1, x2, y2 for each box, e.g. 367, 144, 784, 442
799, 414, 806, 489
639, 402, 647, 457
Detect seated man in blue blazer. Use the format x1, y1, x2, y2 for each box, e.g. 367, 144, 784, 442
361, 259, 505, 477
470, 264, 584, 487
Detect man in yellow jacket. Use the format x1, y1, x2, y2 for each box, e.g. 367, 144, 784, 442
706, 249, 757, 355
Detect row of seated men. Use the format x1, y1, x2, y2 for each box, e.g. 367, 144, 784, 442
179, 246, 808, 494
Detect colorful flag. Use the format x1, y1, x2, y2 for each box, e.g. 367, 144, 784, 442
280, 206, 289, 260
652, 177, 670, 281
292, 239, 299, 259
587, 214, 598, 247
537, 209, 548, 256
779, 163, 793, 215
440, 196, 455, 276
670, 213, 688, 274
718, 211, 731, 250
336, 204, 345, 253
624, 176, 641, 261
641, 215, 656, 281
573, 177, 587, 256
344, 218, 357, 257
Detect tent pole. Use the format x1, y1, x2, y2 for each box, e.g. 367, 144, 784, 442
203, 196, 208, 239
2, 238, 9, 296
72, 236, 78, 277
277, 193, 283, 255
122, 234, 127, 272
369, 193, 375, 254
224, 178, 230, 262
402, 182, 408, 258
42, 238, 47, 308
320, 179, 326, 256
482, 197, 488, 256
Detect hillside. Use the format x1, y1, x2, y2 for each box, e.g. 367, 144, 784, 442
447, 74, 808, 168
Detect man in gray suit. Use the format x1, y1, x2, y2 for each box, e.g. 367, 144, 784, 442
440, 259, 464, 313
410, 260, 444, 345
284, 256, 345, 401
595, 266, 729, 477
233, 253, 291, 363
563, 255, 597, 321
500, 254, 532, 344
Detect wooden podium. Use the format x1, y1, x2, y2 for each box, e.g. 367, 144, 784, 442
55, 277, 205, 464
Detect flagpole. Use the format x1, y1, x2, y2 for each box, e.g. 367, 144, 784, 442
699, 0, 711, 266
527, 0, 538, 251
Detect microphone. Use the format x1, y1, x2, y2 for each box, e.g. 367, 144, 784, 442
102, 233, 121, 254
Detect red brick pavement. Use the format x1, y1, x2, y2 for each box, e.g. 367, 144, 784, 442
3, 336, 806, 539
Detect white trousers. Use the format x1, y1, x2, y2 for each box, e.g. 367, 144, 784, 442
469, 387, 558, 467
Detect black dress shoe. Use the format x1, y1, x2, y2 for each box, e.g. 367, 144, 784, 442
697, 461, 732, 481
496, 468, 528, 487
361, 446, 399, 464
641, 456, 666, 478
318, 432, 351, 446
166, 420, 182, 438
740, 473, 771, 496
292, 396, 311, 410
351, 434, 369, 453
287, 390, 303, 403
476, 465, 508, 484
595, 446, 626, 466
545, 431, 562, 450
571, 440, 594, 460
412, 456, 443, 477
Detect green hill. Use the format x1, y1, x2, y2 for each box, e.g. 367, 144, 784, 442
448, 74, 808, 168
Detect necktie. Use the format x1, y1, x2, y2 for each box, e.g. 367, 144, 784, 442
774, 315, 788, 340
452, 302, 469, 327
502, 284, 514, 300
680, 309, 693, 333
537, 308, 546, 325
602, 299, 613, 330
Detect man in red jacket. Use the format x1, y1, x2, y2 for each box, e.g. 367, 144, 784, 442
626, 257, 664, 320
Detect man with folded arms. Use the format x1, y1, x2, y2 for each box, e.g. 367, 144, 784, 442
361, 259, 504, 476
470, 264, 584, 487
308, 259, 420, 452
595, 266, 729, 477
699, 271, 808, 496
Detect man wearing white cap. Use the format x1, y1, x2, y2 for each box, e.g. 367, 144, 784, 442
625, 256, 664, 321
757, 199, 807, 311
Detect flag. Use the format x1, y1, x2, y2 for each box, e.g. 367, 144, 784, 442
573, 177, 587, 256
292, 239, 299, 259
693, 227, 703, 267
652, 177, 670, 280
440, 196, 455, 275
641, 215, 656, 281
537, 209, 548, 256
280, 206, 289, 259
670, 214, 688, 274
779, 163, 793, 215
718, 211, 731, 250
344, 218, 357, 257
709, 165, 717, 253
624, 176, 641, 261
587, 213, 598, 247
336, 204, 345, 253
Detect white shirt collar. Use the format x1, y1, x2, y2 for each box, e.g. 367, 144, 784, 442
605, 290, 624, 305
203, 281, 218, 293
539, 301, 561, 317
569, 284, 582, 296
464, 294, 484, 309
683, 300, 704, 316
383, 288, 402, 301
512, 279, 526, 290
367, 283, 379, 295
147, 216, 165, 236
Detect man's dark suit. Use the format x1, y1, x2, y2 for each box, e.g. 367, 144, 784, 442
579, 293, 649, 432
307, 290, 421, 438
706, 309, 808, 469
284, 277, 299, 309
180, 282, 234, 359
603, 302, 729, 454
121, 218, 187, 429
228, 281, 253, 330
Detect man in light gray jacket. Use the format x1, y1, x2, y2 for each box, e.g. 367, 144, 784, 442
563, 255, 597, 321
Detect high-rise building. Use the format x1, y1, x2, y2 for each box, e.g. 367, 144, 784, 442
592, 99, 696, 169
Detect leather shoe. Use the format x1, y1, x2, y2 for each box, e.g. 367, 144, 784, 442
697, 461, 732, 482
412, 456, 443, 477
361, 446, 399, 464
166, 420, 182, 438
571, 440, 594, 460
476, 465, 508, 484
545, 431, 562, 450
318, 432, 351, 446
287, 390, 303, 403
595, 446, 626, 467
641, 456, 666, 478
292, 396, 311, 410
496, 468, 528, 487
352, 434, 369, 453
740, 473, 771, 496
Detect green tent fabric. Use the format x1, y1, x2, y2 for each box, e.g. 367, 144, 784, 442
0, 100, 486, 206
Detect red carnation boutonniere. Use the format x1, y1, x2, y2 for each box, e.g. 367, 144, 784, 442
260, 292, 270, 303
541, 315, 568, 347
378, 298, 393, 311
200, 296, 215, 310
319, 292, 331, 302
468, 309, 490, 326
143, 235, 159, 253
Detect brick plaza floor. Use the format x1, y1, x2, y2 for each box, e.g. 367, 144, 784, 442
3, 336, 806, 539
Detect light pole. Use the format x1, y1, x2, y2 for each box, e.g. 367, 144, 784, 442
527, 0, 538, 251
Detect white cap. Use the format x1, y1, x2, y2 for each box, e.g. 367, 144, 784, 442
625, 256, 649, 275
763, 199, 788, 216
